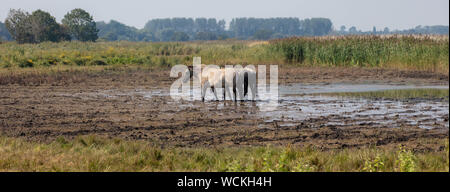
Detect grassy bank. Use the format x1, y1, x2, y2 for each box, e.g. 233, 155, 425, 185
0, 135, 448, 172
0, 35, 448, 74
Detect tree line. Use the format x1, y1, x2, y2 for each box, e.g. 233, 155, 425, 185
1, 8, 448, 43
2, 8, 97, 43
100, 17, 333, 41
335, 25, 449, 35
0, 22, 11, 41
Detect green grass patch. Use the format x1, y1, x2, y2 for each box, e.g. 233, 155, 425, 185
0, 135, 448, 172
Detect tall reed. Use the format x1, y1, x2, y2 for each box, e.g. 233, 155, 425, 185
269, 35, 449, 73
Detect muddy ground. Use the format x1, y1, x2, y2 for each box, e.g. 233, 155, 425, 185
0, 66, 448, 152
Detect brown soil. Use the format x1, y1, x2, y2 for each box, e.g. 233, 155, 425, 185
0, 66, 448, 152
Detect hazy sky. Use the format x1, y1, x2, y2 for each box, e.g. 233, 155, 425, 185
1, 0, 448, 31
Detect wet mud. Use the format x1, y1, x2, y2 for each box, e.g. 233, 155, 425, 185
0, 67, 448, 151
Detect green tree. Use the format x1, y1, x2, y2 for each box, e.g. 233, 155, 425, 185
30, 9, 66, 43
171, 31, 189, 41
195, 31, 217, 40
55, 24, 72, 41
144, 17, 225, 41
300, 18, 332, 36
96, 20, 153, 41
0, 22, 12, 41
62, 8, 98, 41
157, 29, 175, 41
5, 9, 33, 43
253, 29, 273, 40
230, 18, 301, 39
348, 26, 358, 34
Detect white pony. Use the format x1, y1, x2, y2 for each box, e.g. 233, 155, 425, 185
233, 67, 257, 101
184, 65, 256, 102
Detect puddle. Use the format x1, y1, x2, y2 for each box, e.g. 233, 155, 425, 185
60, 83, 449, 129
258, 94, 448, 129
280, 83, 449, 95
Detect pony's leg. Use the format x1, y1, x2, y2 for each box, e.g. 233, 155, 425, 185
233, 75, 237, 102
224, 84, 231, 101
233, 78, 238, 102
202, 81, 209, 102
252, 83, 256, 101
233, 87, 237, 102
223, 87, 227, 101
244, 72, 248, 100
223, 87, 226, 100
250, 80, 256, 101
222, 78, 227, 101
211, 86, 219, 101
237, 79, 244, 101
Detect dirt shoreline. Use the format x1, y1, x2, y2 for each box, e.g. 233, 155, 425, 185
0, 66, 448, 151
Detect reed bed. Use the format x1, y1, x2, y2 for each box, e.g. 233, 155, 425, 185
269, 35, 449, 73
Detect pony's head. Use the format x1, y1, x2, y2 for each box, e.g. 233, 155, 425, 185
182, 66, 194, 83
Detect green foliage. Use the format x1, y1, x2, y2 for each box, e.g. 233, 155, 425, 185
18, 59, 34, 68
293, 160, 317, 172
5, 9, 70, 44
62, 8, 98, 42
170, 32, 189, 41
300, 18, 333, 36
253, 30, 274, 40
396, 145, 417, 172
261, 149, 275, 172
229, 17, 332, 39
270, 36, 449, 72
195, 31, 218, 41
0, 22, 12, 41
97, 20, 153, 42
157, 29, 175, 42
140, 17, 330, 41
144, 18, 226, 41
275, 146, 298, 171
363, 154, 385, 172
226, 160, 244, 172
30, 10, 69, 43
5, 9, 34, 44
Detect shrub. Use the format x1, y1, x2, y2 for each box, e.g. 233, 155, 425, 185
396, 145, 416, 172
